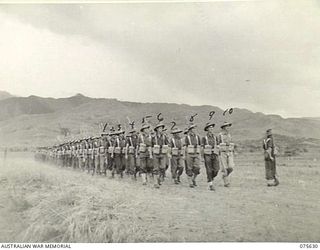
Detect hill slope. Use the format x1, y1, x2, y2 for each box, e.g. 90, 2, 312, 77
0, 90, 15, 101
1, 94, 320, 147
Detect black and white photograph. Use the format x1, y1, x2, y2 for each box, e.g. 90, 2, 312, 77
0, 0, 319, 246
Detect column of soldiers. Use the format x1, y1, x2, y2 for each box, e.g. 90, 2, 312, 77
35, 111, 236, 191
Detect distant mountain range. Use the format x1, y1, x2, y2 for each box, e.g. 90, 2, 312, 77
1, 91, 320, 147
0, 90, 15, 101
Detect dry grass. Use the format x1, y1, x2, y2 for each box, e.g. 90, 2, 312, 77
0, 151, 320, 242
1, 156, 153, 242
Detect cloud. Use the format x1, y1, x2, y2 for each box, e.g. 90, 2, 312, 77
0, 1, 320, 118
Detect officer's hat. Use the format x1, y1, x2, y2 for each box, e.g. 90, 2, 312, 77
154, 122, 165, 131
187, 123, 197, 131
140, 123, 150, 132
130, 129, 137, 134
171, 127, 183, 134
101, 131, 109, 136
204, 122, 215, 131
108, 126, 116, 136
221, 122, 232, 129
114, 124, 125, 135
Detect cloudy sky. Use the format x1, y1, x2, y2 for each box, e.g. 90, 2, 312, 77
0, 1, 319, 118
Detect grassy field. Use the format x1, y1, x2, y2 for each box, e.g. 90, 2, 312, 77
0, 151, 319, 242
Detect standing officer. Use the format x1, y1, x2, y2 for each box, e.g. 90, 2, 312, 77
169, 123, 185, 184
184, 123, 201, 188
202, 122, 220, 191
152, 121, 169, 188
218, 122, 235, 187
263, 129, 279, 186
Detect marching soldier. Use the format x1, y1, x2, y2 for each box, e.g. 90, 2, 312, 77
218, 122, 235, 187
152, 121, 169, 188
125, 123, 139, 180
93, 137, 100, 175
112, 126, 126, 178
78, 140, 85, 170
67, 142, 72, 167
83, 139, 89, 172
57, 145, 63, 166
62, 143, 68, 167
263, 129, 279, 186
169, 123, 185, 184
137, 121, 153, 185
202, 122, 220, 191
99, 133, 108, 176
87, 138, 95, 174
106, 127, 116, 178
184, 123, 201, 188
71, 141, 78, 169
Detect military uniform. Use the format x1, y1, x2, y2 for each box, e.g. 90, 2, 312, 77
125, 133, 138, 179
112, 132, 126, 178
263, 129, 279, 186
151, 124, 169, 188
83, 141, 89, 172
88, 140, 95, 174
184, 125, 201, 188
218, 122, 235, 187
93, 138, 100, 175
169, 128, 185, 184
202, 122, 220, 190
99, 136, 108, 175
138, 125, 153, 185
71, 143, 78, 169
78, 142, 85, 170
106, 135, 115, 178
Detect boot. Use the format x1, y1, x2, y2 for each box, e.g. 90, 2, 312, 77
223, 175, 230, 187
110, 170, 115, 179
188, 176, 194, 188
208, 181, 215, 191
159, 174, 164, 185
141, 173, 147, 185
177, 176, 181, 183
267, 179, 275, 186
274, 177, 280, 186
227, 167, 233, 176
153, 174, 160, 188
174, 178, 179, 185
192, 175, 197, 187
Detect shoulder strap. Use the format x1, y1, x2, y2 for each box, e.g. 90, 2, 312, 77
205, 136, 209, 145
219, 133, 224, 144
155, 135, 158, 145
172, 138, 176, 148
